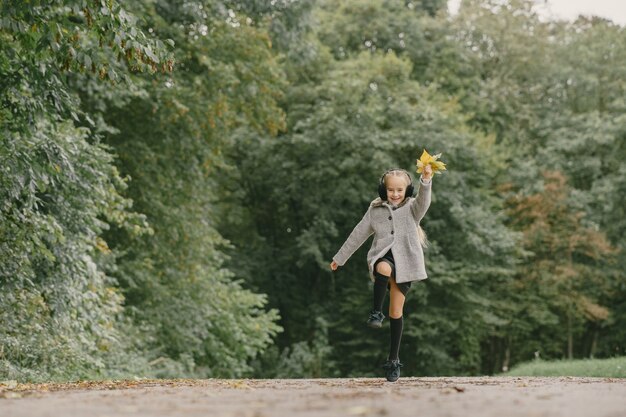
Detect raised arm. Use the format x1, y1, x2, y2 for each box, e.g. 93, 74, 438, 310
332, 208, 374, 267
410, 177, 432, 223
411, 163, 433, 222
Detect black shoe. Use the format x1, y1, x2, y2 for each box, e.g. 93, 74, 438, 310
367, 310, 385, 328
382, 359, 403, 382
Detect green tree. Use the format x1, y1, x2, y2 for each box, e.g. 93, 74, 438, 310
451, 0, 625, 363
76, 1, 287, 377
222, 48, 518, 376
503, 171, 617, 360
1, 0, 172, 381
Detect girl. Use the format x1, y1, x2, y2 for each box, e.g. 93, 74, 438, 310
329, 164, 433, 382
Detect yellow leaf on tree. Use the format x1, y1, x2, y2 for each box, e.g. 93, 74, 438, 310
416, 149, 447, 174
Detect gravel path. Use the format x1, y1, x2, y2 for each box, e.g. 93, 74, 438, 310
1, 377, 625, 417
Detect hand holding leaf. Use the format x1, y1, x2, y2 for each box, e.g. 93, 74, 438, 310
416, 149, 447, 177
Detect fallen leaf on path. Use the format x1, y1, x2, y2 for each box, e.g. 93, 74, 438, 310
0, 380, 18, 389
0, 392, 23, 399
347, 406, 371, 415
226, 380, 253, 390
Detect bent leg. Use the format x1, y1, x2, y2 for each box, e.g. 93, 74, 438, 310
375, 260, 393, 278
372, 261, 392, 312
388, 278, 405, 319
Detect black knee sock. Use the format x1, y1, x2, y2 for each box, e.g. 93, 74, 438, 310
389, 316, 403, 361
373, 273, 389, 312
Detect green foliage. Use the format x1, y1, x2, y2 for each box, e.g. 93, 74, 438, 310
1, 0, 283, 381
502, 171, 617, 362
450, 0, 625, 370
249, 317, 337, 378
222, 0, 624, 377
79, 1, 287, 378
0, 0, 168, 382
506, 357, 626, 378
0, 0, 174, 78
2, 0, 625, 381
0, 118, 146, 381
222, 47, 518, 376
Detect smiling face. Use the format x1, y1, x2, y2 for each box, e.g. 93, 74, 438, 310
384, 173, 410, 205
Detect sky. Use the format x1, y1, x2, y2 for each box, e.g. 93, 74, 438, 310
448, 0, 626, 26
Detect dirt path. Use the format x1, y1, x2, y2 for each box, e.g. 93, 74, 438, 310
1, 377, 625, 417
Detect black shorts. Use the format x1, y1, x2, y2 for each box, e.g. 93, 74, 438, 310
373, 250, 412, 296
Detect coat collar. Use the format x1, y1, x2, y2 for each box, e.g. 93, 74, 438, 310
370, 197, 410, 209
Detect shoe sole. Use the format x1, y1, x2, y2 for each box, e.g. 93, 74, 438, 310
367, 321, 383, 328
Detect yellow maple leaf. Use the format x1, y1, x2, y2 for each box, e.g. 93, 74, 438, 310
416, 149, 447, 174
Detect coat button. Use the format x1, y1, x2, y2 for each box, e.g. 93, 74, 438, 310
391, 230, 394, 235
388, 216, 392, 220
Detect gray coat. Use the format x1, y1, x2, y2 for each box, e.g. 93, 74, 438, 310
332, 178, 432, 284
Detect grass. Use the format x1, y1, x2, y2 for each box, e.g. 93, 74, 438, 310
505, 357, 626, 378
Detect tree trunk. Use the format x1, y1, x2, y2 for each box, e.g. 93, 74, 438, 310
567, 312, 574, 360
502, 337, 511, 372
590, 329, 599, 359
491, 338, 500, 375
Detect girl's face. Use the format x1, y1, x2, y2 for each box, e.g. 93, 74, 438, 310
385, 174, 409, 205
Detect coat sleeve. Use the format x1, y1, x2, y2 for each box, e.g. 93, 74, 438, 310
332, 208, 374, 266
410, 177, 432, 223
